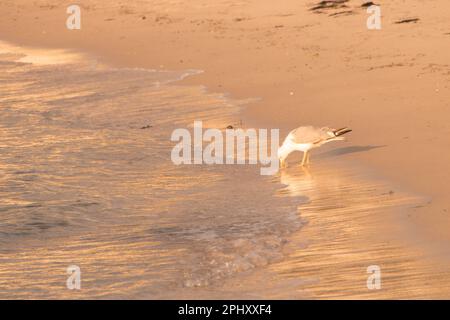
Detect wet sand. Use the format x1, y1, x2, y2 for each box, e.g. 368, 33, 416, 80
1, 0, 450, 298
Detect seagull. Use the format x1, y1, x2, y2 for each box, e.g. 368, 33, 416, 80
278, 126, 352, 167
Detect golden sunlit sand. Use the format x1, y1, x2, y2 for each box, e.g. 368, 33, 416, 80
1, 0, 450, 299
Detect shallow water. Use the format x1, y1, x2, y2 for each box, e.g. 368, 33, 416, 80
0, 41, 448, 299
0, 42, 302, 299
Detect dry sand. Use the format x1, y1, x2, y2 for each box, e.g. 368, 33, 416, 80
1, 0, 450, 296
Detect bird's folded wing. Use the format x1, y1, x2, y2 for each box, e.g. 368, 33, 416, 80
290, 126, 330, 144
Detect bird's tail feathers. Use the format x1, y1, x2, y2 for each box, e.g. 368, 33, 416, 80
313, 127, 352, 145
333, 127, 352, 137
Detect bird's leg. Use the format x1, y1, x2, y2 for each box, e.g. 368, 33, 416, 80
301, 151, 308, 166
280, 159, 286, 168
306, 152, 311, 165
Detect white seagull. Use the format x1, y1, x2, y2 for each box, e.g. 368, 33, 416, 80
278, 126, 352, 167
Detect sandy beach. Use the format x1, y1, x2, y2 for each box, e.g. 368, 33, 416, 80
1, 0, 450, 298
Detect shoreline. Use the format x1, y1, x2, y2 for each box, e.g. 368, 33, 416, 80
1, 37, 448, 299
1, 0, 450, 297
0, 42, 305, 298
1, 2, 448, 197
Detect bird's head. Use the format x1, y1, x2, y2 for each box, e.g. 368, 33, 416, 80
277, 143, 290, 163
277, 147, 283, 159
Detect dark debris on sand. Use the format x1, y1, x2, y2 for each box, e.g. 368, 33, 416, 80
361, 2, 377, 7
329, 10, 354, 17
311, 1, 380, 17
310, 0, 349, 12
395, 18, 420, 24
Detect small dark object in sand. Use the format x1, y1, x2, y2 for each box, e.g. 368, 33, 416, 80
142, 16, 146, 20
395, 18, 420, 24
329, 10, 354, 17
310, 0, 349, 11
141, 125, 152, 129
361, 2, 377, 7
225, 120, 243, 130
